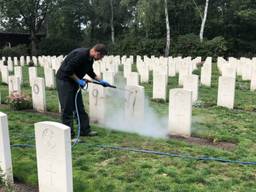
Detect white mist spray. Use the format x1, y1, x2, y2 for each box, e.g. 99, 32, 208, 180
103, 75, 169, 139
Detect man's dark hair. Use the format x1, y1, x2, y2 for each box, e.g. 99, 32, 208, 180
93, 43, 107, 55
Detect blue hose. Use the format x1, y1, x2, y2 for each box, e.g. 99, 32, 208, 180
11, 143, 256, 165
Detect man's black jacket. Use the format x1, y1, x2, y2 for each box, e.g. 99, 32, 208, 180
56, 48, 96, 82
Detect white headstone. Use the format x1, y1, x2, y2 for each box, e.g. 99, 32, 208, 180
217, 76, 235, 109
20, 56, 25, 66
124, 85, 144, 121
200, 61, 212, 87
14, 66, 23, 84
222, 66, 236, 79
168, 57, 176, 77
32, 78, 46, 112
178, 64, 190, 86
29, 67, 37, 86
26, 56, 31, 64
139, 63, 149, 83
153, 73, 167, 100
89, 84, 106, 124
183, 75, 199, 103
123, 62, 132, 78
168, 89, 192, 137
1, 66, 9, 84
8, 76, 21, 95
103, 71, 115, 85
126, 72, 139, 86
35, 121, 73, 192
7, 58, 13, 72
250, 68, 256, 91
13, 57, 18, 66
0, 112, 13, 183
32, 56, 38, 66
44, 67, 56, 88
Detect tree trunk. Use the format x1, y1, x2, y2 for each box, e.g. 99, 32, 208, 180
164, 0, 170, 57
110, 0, 115, 44
200, 0, 209, 43
31, 30, 38, 56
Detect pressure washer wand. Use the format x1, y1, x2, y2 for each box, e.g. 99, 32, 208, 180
86, 79, 132, 93
86, 79, 117, 88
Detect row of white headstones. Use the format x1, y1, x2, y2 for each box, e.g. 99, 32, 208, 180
0, 112, 73, 192
1, 55, 256, 191
1, 55, 256, 134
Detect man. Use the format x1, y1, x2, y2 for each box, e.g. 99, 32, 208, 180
56, 44, 110, 137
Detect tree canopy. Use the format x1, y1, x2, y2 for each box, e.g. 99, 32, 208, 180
0, 0, 255, 57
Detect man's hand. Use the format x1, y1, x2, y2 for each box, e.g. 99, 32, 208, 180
99, 79, 110, 87
76, 79, 87, 88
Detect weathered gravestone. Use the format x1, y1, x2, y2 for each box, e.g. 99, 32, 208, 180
169, 89, 192, 137
35, 121, 73, 192
32, 78, 46, 112
217, 76, 236, 109
124, 85, 144, 122
0, 112, 13, 183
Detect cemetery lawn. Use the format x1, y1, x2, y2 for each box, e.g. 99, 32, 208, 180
1, 64, 256, 192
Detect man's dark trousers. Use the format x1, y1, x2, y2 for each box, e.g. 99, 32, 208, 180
56, 78, 91, 136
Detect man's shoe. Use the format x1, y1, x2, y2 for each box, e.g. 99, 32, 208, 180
81, 131, 98, 137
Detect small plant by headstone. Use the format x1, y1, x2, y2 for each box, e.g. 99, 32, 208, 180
6, 91, 32, 110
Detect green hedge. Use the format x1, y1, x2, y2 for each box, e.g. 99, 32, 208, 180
38, 37, 79, 56
0, 44, 28, 57
171, 34, 228, 59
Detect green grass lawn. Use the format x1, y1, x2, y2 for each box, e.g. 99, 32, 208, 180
1, 64, 256, 191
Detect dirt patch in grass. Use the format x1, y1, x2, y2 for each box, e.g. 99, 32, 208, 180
0, 183, 38, 192
169, 135, 236, 150
13, 183, 38, 192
